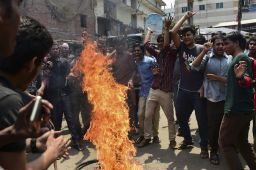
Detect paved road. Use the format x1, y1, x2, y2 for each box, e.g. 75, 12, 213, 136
44, 110, 252, 170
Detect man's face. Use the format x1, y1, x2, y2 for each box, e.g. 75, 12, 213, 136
61, 46, 69, 58
224, 39, 236, 56
213, 39, 224, 56
49, 44, 60, 58
249, 40, 256, 53
182, 31, 194, 46
0, 0, 21, 57
133, 46, 143, 61
158, 37, 164, 49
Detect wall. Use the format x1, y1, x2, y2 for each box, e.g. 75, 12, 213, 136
20, 0, 96, 40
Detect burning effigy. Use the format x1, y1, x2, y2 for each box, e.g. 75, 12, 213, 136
74, 41, 142, 170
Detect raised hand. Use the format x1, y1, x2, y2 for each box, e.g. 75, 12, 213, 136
185, 11, 196, 18
164, 15, 173, 29
234, 60, 247, 78
203, 41, 213, 52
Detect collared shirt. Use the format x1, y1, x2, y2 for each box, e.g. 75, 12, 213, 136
200, 52, 232, 102
136, 56, 155, 97
224, 53, 254, 114
144, 42, 177, 93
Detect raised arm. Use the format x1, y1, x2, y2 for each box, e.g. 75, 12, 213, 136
172, 11, 196, 48
144, 27, 153, 44
163, 16, 173, 47
192, 42, 212, 67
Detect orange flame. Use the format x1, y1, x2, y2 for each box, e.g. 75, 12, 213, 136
75, 42, 142, 170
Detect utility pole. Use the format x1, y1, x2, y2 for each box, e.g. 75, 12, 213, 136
237, 0, 243, 32
187, 0, 194, 25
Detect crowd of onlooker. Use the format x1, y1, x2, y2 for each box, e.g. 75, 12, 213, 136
1, 1, 256, 170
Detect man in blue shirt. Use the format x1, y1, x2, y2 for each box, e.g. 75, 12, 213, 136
130, 44, 160, 144
192, 34, 232, 165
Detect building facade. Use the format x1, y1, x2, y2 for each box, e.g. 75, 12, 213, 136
95, 0, 166, 36
20, 0, 96, 40
20, 0, 165, 40
174, 0, 256, 31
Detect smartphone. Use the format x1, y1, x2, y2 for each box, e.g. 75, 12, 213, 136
30, 96, 42, 123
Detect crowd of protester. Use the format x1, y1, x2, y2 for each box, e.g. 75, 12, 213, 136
116, 11, 256, 170
1, 1, 256, 170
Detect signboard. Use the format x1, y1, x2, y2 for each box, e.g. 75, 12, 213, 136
242, 0, 256, 12
145, 13, 163, 43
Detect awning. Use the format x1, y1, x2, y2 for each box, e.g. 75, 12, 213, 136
213, 19, 256, 27
199, 27, 249, 35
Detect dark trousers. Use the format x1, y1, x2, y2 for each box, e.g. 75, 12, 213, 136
207, 100, 224, 153
219, 113, 256, 170
70, 91, 91, 137
176, 88, 208, 148
127, 88, 140, 129
49, 94, 80, 141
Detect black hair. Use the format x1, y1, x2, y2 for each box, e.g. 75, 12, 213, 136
211, 31, 226, 38
157, 34, 164, 43
224, 31, 246, 51
211, 35, 224, 45
0, 0, 22, 17
181, 26, 196, 35
133, 43, 144, 54
248, 36, 256, 44
0, 16, 53, 74
194, 34, 206, 45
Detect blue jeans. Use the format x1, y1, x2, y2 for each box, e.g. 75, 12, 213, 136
176, 88, 208, 148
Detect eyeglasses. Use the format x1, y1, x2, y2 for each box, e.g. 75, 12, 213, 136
249, 43, 256, 46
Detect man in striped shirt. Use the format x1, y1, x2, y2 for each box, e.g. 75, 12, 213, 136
138, 16, 177, 148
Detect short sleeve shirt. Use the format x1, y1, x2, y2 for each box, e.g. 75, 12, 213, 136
0, 85, 26, 152
178, 42, 205, 92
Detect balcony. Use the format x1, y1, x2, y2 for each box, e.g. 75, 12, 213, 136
141, 0, 165, 15
156, 0, 166, 6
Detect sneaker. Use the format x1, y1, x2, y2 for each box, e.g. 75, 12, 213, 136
169, 140, 177, 149
138, 138, 151, 148
135, 136, 144, 144
178, 140, 193, 149
152, 136, 160, 143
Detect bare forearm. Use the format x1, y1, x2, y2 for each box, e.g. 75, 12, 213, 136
26, 150, 56, 170
216, 76, 227, 83
0, 125, 23, 147
192, 50, 207, 67
172, 15, 187, 34
164, 28, 170, 47
144, 30, 153, 44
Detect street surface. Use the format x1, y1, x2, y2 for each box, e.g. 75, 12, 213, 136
43, 110, 252, 170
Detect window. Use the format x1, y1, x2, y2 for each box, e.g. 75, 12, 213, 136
80, 14, 87, 28
131, 14, 137, 28
182, 7, 188, 13
216, 2, 223, 9
199, 5, 205, 10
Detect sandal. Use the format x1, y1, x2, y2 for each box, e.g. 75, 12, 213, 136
210, 153, 220, 165
200, 149, 209, 159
